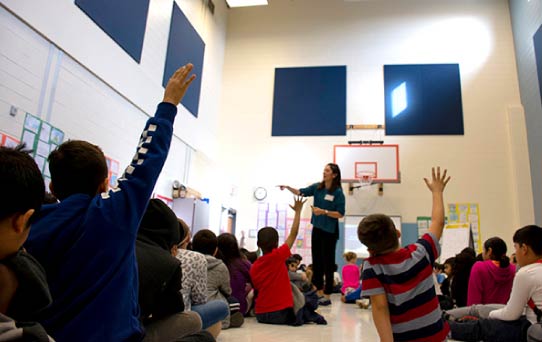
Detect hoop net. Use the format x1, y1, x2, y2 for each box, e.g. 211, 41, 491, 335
356, 171, 375, 188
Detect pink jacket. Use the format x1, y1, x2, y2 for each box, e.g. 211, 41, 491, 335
341, 263, 360, 294
467, 260, 516, 305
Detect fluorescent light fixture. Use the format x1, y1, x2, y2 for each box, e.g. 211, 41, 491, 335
226, 0, 268, 7
392, 82, 408, 117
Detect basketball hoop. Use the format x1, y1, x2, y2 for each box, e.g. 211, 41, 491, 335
355, 171, 375, 189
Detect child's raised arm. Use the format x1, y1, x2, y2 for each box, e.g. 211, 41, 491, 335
285, 196, 306, 249
424, 167, 451, 241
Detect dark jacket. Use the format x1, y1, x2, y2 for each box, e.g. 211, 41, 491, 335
136, 199, 184, 323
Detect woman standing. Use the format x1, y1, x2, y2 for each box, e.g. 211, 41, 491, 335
279, 163, 345, 304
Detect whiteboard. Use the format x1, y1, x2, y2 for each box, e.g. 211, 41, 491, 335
343, 215, 402, 258
440, 223, 472, 261
334, 144, 400, 182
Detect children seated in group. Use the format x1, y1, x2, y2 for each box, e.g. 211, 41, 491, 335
192, 229, 244, 329
217, 233, 254, 316
286, 257, 312, 292
467, 236, 515, 305
447, 225, 542, 342
250, 196, 326, 326
22, 64, 196, 342
0, 145, 52, 341
359, 167, 451, 342
176, 219, 229, 339
136, 199, 209, 341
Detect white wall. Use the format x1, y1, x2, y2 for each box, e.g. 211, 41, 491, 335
0, 0, 230, 217
218, 0, 533, 249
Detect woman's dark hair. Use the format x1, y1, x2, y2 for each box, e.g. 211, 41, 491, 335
317, 163, 342, 192
217, 233, 242, 266
484, 237, 510, 268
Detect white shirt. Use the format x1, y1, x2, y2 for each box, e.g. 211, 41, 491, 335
489, 262, 542, 324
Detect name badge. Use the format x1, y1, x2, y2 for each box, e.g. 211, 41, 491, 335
324, 194, 334, 201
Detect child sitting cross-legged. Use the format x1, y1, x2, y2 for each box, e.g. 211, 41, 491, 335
192, 229, 244, 329
250, 196, 326, 326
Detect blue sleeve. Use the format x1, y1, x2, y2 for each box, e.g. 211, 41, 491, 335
335, 189, 345, 215
299, 183, 318, 197
94, 102, 177, 236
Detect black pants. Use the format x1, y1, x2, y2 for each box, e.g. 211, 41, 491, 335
311, 227, 337, 295
449, 316, 531, 342
256, 308, 296, 325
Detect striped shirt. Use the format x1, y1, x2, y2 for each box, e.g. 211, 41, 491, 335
361, 233, 449, 342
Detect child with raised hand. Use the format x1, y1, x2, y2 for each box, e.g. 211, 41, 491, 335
250, 196, 306, 325
24, 64, 196, 342
359, 167, 451, 342
0, 145, 52, 341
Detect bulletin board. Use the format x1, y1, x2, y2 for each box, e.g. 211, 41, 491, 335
286, 218, 313, 265
19, 113, 64, 186
448, 203, 482, 253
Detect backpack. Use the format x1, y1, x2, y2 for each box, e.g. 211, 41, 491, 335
527, 297, 542, 342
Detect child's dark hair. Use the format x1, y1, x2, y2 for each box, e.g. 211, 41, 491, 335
218, 233, 243, 265
513, 225, 542, 256
48, 140, 108, 200
433, 262, 445, 272
292, 254, 302, 262
317, 163, 342, 193
0, 145, 45, 222
444, 257, 456, 274
192, 229, 218, 256
286, 256, 298, 267
357, 214, 398, 254
257, 227, 279, 254
483, 237, 510, 268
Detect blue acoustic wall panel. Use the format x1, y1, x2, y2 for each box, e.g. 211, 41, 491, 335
272, 66, 346, 136
75, 0, 150, 63
534, 24, 542, 106
384, 64, 464, 135
162, 3, 205, 118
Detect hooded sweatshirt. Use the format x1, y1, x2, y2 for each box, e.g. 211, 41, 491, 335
136, 199, 184, 323
467, 260, 516, 305
205, 255, 232, 328
25, 103, 177, 342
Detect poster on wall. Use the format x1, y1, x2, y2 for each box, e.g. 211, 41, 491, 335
1, 131, 19, 147
20, 113, 65, 188
105, 155, 120, 188
286, 218, 313, 265
447, 203, 481, 252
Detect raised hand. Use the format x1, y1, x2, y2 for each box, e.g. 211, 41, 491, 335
289, 195, 306, 212
163, 63, 197, 106
424, 167, 450, 193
